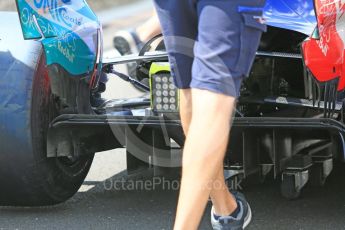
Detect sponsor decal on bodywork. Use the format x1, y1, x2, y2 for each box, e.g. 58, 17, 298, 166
15, 0, 100, 76
302, 0, 345, 90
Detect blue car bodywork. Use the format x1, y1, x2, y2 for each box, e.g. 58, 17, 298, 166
15, 0, 101, 76
265, 0, 316, 35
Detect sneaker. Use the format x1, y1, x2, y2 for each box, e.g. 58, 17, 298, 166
211, 192, 252, 230
113, 29, 144, 55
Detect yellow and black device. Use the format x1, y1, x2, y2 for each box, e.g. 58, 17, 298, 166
149, 62, 179, 113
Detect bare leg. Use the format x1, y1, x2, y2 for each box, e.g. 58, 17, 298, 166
113, 10, 162, 55
210, 167, 238, 216
136, 10, 162, 42
179, 89, 192, 134
174, 89, 237, 230
179, 90, 236, 217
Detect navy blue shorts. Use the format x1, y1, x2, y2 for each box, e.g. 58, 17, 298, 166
153, 0, 266, 97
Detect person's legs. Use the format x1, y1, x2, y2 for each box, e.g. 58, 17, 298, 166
178, 73, 238, 228
173, 1, 244, 228
210, 165, 238, 216
154, 0, 266, 229
174, 0, 266, 229
178, 90, 238, 228
135, 10, 162, 43
179, 89, 192, 134
179, 90, 238, 222
113, 10, 162, 55
174, 89, 236, 230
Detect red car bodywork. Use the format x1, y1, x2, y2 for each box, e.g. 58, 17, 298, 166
302, 0, 345, 90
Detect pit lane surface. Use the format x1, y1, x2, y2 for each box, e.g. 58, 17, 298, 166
1, 149, 345, 230
1, 1, 345, 229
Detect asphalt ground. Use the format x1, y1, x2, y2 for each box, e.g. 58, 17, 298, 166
1, 149, 345, 230
1, 1, 345, 229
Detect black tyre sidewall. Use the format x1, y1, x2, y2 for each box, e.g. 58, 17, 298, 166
28, 53, 93, 205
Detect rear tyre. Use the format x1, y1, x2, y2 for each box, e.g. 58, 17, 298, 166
0, 14, 93, 206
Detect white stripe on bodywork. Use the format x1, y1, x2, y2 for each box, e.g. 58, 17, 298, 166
335, 0, 345, 47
